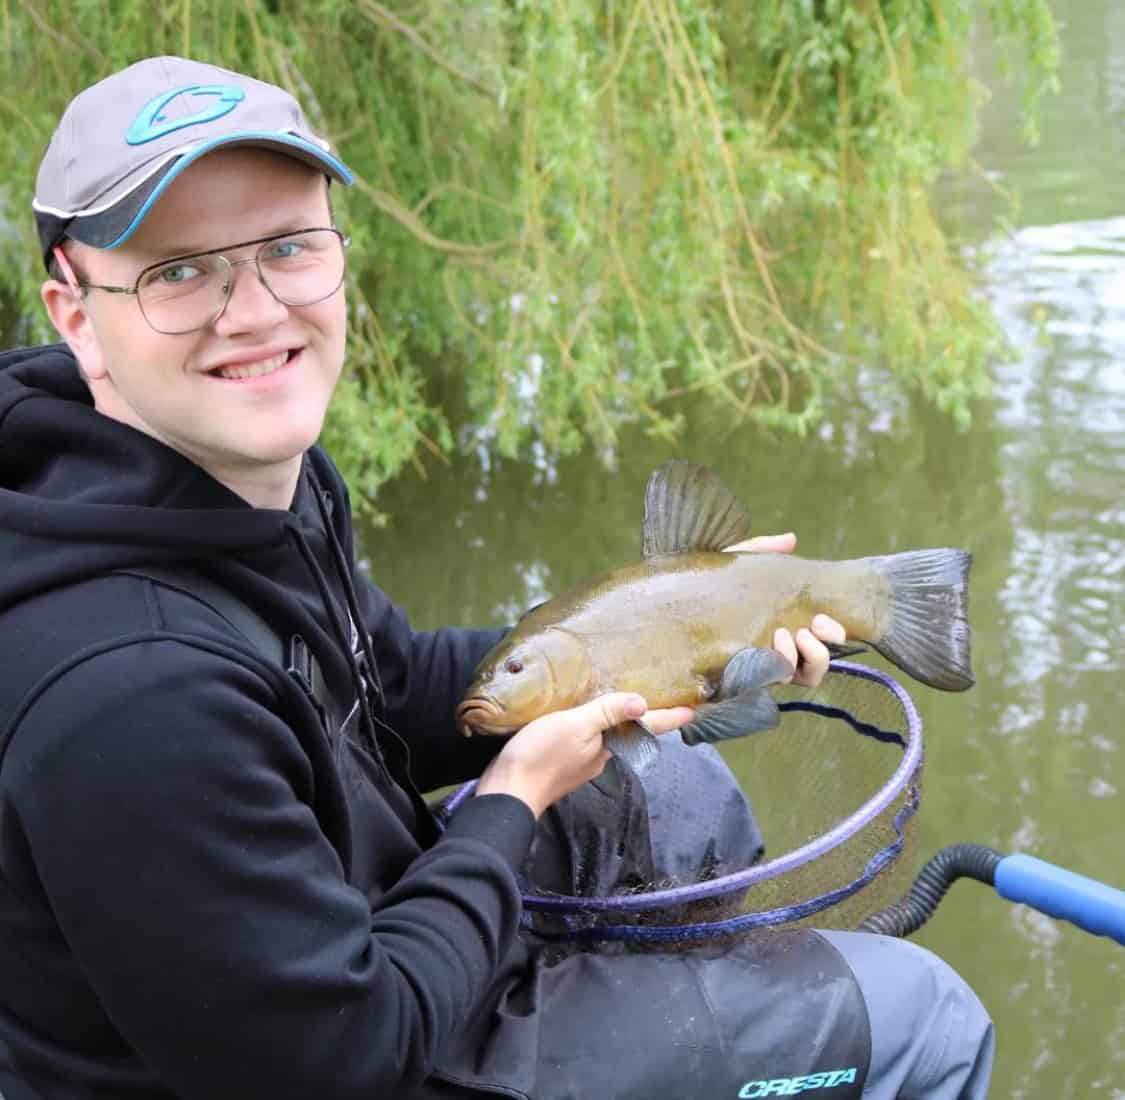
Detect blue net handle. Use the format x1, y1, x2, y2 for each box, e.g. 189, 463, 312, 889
444, 661, 923, 915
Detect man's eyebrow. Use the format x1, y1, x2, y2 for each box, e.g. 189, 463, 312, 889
140, 225, 317, 264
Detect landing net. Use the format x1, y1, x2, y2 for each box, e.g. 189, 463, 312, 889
446, 661, 922, 946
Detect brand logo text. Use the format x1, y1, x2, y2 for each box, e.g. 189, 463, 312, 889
738, 1067, 858, 1098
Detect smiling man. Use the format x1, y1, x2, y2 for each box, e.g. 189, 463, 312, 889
0, 57, 993, 1100
38, 71, 350, 508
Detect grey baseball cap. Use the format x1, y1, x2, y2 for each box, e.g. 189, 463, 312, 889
34, 55, 354, 267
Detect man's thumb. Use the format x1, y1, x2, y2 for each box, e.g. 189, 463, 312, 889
589, 692, 647, 730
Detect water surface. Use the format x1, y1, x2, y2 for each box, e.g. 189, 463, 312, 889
368, 4, 1124, 1094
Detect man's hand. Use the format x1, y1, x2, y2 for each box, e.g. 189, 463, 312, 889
477, 531, 846, 817
723, 532, 846, 689
476, 694, 694, 818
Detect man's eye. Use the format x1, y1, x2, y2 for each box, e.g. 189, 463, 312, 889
265, 239, 303, 260
148, 263, 204, 286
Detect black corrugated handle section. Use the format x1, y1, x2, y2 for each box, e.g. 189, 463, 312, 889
858, 844, 1004, 938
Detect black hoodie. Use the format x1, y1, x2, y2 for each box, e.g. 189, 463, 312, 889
0, 344, 537, 1099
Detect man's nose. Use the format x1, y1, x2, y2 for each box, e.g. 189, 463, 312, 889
213, 258, 289, 333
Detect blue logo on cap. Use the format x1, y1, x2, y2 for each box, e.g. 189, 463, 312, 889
125, 84, 246, 145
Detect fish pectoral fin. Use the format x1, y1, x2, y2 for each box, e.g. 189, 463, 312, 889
680, 695, 780, 746
640, 460, 753, 557
680, 647, 791, 746
603, 719, 661, 774
721, 646, 795, 693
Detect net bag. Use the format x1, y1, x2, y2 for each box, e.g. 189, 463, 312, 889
445, 661, 923, 948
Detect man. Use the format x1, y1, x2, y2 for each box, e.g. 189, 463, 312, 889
0, 57, 994, 1099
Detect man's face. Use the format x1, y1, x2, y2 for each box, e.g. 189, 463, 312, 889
58, 147, 347, 497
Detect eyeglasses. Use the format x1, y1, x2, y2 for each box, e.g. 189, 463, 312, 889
53, 228, 349, 335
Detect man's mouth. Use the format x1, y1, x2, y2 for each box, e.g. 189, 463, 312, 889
210, 349, 298, 381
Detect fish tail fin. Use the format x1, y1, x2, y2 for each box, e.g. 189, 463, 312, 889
864, 549, 974, 692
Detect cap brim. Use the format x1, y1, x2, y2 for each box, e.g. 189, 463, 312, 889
64, 132, 354, 252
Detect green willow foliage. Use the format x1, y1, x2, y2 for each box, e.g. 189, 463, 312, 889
0, 0, 1058, 508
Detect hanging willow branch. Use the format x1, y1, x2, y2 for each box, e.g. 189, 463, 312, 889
0, 0, 1060, 510
354, 0, 498, 99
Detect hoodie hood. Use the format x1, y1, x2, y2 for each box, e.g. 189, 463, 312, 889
0, 343, 302, 611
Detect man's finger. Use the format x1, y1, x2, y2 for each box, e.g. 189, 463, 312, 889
723, 532, 797, 555
790, 628, 833, 688
772, 628, 799, 682
810, 613, 846, 644
642, 705, 697, 734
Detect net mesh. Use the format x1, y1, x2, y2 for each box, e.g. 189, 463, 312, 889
447, 662, 923, 949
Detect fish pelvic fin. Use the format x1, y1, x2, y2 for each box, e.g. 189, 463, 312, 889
680, 647, 791, 746
641, 460, 752, 557
865, 548, 974, 692
589, 756, 625, 798
604, 718, 661, 775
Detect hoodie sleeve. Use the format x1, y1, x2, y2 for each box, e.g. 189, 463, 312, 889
7, 637, 534, 1100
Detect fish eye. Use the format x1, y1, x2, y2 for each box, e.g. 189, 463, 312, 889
505, 659, 524, 675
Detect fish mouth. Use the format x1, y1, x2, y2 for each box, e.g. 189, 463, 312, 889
455, 696, 512, 737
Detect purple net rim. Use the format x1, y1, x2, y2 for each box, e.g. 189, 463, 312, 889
445, 660, 923, 912
524, 783, 920, 942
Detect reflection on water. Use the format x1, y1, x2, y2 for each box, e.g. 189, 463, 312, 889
988, 217, 1124, 695
916, 6, 1125, 1080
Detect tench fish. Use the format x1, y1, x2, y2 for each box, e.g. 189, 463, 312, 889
456, 460, 972, 771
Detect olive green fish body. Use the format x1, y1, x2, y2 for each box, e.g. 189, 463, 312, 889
507, 551, 892, 711
455, 461, 973, 739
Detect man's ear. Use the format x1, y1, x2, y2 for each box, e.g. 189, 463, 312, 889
40, 278, 107, 383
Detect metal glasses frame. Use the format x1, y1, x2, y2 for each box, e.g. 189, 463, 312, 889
51, 227, 350, 335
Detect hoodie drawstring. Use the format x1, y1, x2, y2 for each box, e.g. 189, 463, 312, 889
305, 475, 439, 844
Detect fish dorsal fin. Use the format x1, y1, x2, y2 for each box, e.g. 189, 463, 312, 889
641, 460, 752, 557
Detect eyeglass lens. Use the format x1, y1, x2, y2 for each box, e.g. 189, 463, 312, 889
136, 229, 346, 335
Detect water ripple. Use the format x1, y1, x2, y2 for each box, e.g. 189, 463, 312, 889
983, 218, 1125, 700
